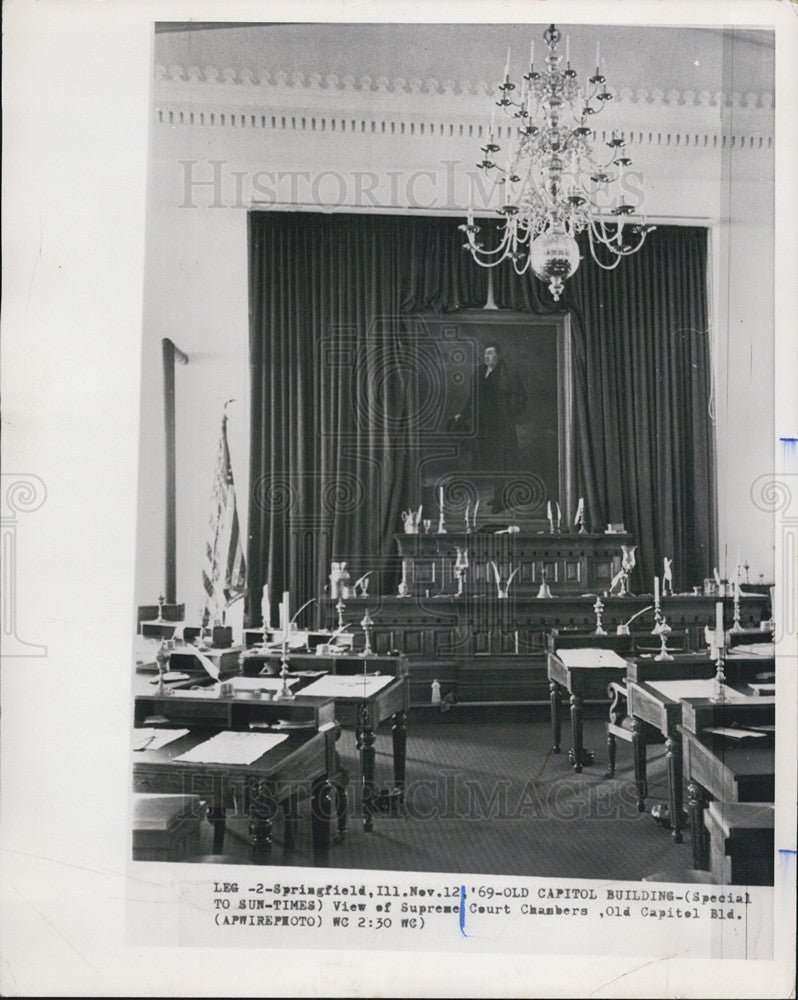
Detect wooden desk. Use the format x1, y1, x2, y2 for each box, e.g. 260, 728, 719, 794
704, 801, 775, 886
330, 593, 768, 704
132, 720, 341, 865
546, 644, 630, 771
680, 697, 775, 871
200, 651, 410, 833
625, 654, 775, 842
297, 673, 409, 832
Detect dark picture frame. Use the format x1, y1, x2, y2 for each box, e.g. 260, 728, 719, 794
414, 310, 575, 525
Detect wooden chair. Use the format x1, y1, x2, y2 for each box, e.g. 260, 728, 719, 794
604, 681, 664, 810
603, 629, 690, 809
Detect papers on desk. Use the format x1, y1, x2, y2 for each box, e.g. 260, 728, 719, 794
133, 728, 189, 751
729, 643, 775, 657
703, 726, 769, 740
299, 674, 395, 698
174, 731, 288, 765
646, 679, 747, 701
556, 648, 628, 669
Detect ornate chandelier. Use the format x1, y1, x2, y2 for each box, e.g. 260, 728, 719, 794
460, 24, 655, 301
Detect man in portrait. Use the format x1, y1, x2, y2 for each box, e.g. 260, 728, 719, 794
452, 342, 528, 509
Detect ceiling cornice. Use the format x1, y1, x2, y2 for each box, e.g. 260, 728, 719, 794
153, 64, 775, 111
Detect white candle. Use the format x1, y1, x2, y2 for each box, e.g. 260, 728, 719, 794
439, 486, 444, 511
530, 37, 534, 67
715, 600, 724, 639
547, 501, 552, 520
504, 46, 511, 80
555, 501, 561, 526
467, 206, 474, 227
654, 576, 660, 604
565, 35, 570, 65
473, 500, 479, 525
596, 41, 601, 69
282, 591, 290, 632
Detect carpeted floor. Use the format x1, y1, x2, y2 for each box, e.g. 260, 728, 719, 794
200, 707, 696, 880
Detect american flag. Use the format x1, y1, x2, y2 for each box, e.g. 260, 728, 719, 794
202, 409, 246, 622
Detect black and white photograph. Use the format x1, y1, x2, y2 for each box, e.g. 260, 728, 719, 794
2, 1, 797, 997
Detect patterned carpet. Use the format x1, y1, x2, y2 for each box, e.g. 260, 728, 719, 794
205, 706, 695, 880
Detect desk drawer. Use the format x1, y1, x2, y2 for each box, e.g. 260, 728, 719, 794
133, 770, 218, 797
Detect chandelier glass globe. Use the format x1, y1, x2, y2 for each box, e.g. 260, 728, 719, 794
528, 230, 581, 301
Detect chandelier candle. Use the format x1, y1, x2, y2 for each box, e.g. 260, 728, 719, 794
460, 23, 655, 300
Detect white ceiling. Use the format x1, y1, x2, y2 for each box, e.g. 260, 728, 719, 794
154, 22, 774, 101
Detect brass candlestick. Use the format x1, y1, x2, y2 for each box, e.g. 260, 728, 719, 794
593, 596, 607, 636
711, 645, 727, 702
654, 619, 673, 661
454, 547, 469, 598
359, 609, 374, 658
274, 640, 295, 701
651, 595, 663, 635
155, 637, 170, 695
155, 593, 166, 623
336, 596, 346, 631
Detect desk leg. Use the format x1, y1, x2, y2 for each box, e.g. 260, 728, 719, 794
282, 792, 299, 863
688, 780, 710, 871
333, 778, 348, 844
249, 780, 276, 864
665, 732, 683, 844
631, 719, 647, 812
392, 710, 407, 800
311, 778, 333, 867
356, 711, 377, 832
605, 731, 617, 779
568, 694, 594, 772
550, 680, 562, 754
207, 805, 226, 854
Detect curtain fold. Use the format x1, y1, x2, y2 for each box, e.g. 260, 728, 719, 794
494, 225, 714, 583
248, 212, 714, 621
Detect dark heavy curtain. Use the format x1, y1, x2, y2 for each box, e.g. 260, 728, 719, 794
248, 211, 714, 621
247, 212, 486, 624
493, 225, 715, 585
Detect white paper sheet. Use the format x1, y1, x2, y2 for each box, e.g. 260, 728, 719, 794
646, 679, 747, 701
173, 731, 288, 765
556, 648, 629, 669
702, 727, 769, 739
299, 674, 395, 698
729, 643, 775, 657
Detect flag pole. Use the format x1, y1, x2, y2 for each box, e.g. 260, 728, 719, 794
161, 338, 189, 607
